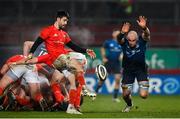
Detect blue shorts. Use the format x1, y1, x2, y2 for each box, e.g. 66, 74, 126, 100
104, 61, 121, 74
122, 68, 149, 84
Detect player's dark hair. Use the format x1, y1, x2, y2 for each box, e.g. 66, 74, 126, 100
56, 10, 70, 19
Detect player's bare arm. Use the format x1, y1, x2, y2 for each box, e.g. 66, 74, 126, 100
23, 41, 34, 56
117, 22, 131, 45
100, 47, 108, 63
137, 16, 150, 41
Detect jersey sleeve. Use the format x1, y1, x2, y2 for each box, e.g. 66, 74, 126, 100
37, 54, 50, 63
37, 54, 53, 66
40, 27, 50, 40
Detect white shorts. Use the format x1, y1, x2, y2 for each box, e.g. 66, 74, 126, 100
38, 73, 50, 86
9, 65, 39, 84
21, 73, 50, 89
68, 52, 87, 71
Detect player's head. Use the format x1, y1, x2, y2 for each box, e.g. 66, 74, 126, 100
126, 30, 138, 47
56, 10, 70, 19
112, 29, 120, 40
56, 10, 70, 29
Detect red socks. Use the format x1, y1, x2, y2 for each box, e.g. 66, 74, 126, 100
51, 83, 64, 103
69, 89, 76, 105
76, 72, 85, 86
0, 87, 4, 96
16, 96, 31, 106
74, 85, 82, 108
34, 93, 43, 102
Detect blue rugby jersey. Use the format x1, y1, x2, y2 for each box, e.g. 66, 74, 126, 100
103, 39, 122, 62
121, 36, 147, 71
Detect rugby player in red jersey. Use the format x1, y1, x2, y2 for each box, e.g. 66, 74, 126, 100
0, 55, 49, 111
26, 10, 96, 114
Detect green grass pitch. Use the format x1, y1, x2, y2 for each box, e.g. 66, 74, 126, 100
0, 95, 180, 118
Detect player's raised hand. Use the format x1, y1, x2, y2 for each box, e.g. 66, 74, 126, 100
86, 49, 96, 59
121, 22, 131, 34
137, 16, 147, 29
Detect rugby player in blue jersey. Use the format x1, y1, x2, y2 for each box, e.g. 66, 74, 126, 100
117, 16, 150, 112
96, 29, 122, 103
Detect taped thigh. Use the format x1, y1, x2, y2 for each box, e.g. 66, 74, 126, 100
121, 83, 133, 92
138, 81, 149, 90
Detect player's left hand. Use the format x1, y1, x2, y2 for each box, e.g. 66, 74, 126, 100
86, 49, 96, 59
137, 16, 147, 29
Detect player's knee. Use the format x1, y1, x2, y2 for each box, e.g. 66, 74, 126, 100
138, 80, 149, 99
121, 84, 132, 97
52, 71, 64, 82
140, 92, 148, 99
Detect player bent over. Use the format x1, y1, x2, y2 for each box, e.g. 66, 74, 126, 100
0, 55, 49, 111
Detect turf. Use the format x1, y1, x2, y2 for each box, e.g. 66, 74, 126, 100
0, 95, 180, 118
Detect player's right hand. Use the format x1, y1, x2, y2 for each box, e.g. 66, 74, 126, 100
121, 22, 131, 34
137, 16, 147, 29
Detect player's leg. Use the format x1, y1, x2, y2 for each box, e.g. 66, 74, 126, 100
139, 81, 149, 99
74, 83, 82, 111
65, 72, 82, 114
0, 74, 14, 96
70, 58, 96, 99
50, 70, 65, 105
136, 69, 149, 99
1, 82, 19, 111
113, 73, 121, 102
109, 61, 121, 102
0, 65, 25, 96
121, 70, 134, 112
24, 69, 49, 111
15, 86, 32, 110
53, 55, 82, 114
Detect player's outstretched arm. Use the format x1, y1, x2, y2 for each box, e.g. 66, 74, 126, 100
28, 37, 44, 59
23, 41, 34, 56
117, 22, 131, 45
137, 16, 150, 41
66, 41, 96, 59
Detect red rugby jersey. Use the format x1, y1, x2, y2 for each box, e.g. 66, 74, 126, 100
40, 25, 71, 62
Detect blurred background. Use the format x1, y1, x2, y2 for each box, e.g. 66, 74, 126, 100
0, 0, 179, 95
